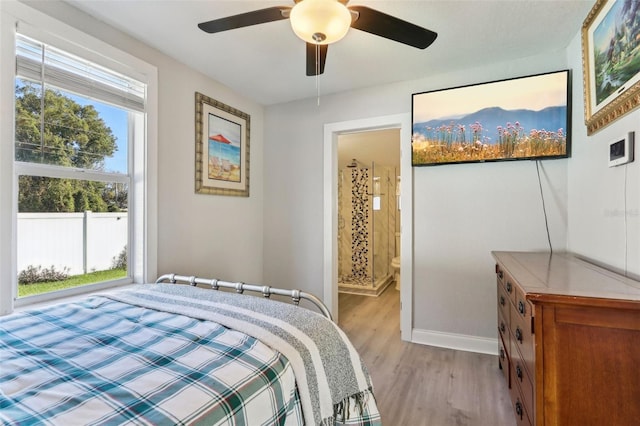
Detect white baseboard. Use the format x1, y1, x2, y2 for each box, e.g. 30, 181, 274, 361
412, 328, 498, 355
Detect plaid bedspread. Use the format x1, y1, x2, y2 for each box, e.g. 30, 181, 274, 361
0, 297, 302, 425
0, 285, 382, 425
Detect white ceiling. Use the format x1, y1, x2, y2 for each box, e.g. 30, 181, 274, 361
65, 0, 595, 106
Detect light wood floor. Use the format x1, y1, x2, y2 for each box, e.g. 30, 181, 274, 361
339, 285, 515, 426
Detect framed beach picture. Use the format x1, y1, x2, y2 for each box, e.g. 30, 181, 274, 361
582, 0, 640, 134
195, 92, 250, 196
412, 70, 571, 166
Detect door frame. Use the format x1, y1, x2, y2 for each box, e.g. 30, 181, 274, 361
323, 113, 412, 340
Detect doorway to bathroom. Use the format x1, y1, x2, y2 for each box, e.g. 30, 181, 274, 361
323, 113, 413, 341
337, 130, 400, 297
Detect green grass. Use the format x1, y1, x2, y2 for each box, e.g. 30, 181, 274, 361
18, 268, 128, 297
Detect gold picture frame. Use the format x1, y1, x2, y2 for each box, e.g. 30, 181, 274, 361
582, 0, 640, 135
195, 92, 250, 197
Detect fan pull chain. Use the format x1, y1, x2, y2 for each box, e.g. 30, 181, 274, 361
316, 43, 320, 106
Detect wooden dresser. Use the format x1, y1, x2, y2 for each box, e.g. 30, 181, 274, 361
493, 251, 640, 426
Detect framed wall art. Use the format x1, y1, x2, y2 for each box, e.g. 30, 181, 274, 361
412, 70, 571, 166
582, 0, 640, 135
195, 92, 250, 196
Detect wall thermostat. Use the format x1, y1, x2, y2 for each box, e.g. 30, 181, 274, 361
608, 131, 634, 167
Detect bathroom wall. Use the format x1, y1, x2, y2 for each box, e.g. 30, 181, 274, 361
338, 166, 372, 286
338, 164, 396, 292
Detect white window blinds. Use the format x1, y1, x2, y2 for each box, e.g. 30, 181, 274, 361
16, 34, 146, 112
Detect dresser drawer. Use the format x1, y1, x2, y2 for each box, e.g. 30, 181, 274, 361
497, 282, 510, 324
498, 332, 510, 385
511, 355, 534, 422
496, 264, 516, 304
513, 285, 532, 321
496, 263, 506, 286
510, 302, 534, 378
497, 306, 509, 346
508, 379, 533, 426
504, 273, 516, 305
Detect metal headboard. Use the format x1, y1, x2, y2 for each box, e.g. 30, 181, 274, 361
155, 273, 333, 321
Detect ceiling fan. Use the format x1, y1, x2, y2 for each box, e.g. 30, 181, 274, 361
198, 0, 437, 76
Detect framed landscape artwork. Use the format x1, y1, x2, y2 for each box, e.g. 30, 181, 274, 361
582, 0, 640, 134
412, 70, 571, 166
195, 92, 250, 196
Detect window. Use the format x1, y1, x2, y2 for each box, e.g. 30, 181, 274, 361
0, 4, 157, 314
14, 33, 143, 301
0, 2, 159, 314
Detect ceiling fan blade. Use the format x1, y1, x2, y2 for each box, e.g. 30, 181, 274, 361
306, 43, 328, 76
198, 6, 291, 34
349, 6, 437, 49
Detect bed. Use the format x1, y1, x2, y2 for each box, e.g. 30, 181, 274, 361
0, 274, 381, 425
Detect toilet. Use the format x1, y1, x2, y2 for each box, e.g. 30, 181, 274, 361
391, 232, 401, 290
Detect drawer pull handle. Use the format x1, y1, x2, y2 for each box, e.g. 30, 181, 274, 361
498, 270, 504, 279
500, 322, 506, 333
515, 401, 524, 420
506, 282, 512, 293
500, 296, 505, 306
516, 365, 523, 381
518, 300, 525, 315
515, 327, 523, 343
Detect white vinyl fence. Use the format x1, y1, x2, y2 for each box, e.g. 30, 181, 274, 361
18, 212, 127, 276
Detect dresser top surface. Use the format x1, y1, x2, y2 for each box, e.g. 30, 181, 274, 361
492, 251, 640, 303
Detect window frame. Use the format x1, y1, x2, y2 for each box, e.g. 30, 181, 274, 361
0, 2, 157, 314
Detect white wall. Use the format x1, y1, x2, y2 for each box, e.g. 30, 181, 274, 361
566, 32, 640, 279
264, 51, 569, 340
414, 159, 567, 338
153, 55, 264, 283
5, 1, 265, 285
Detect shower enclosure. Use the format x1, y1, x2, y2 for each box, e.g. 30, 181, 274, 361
338, 161, 398, 296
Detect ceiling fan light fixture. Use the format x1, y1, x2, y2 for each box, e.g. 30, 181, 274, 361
290, 0, 352, 45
